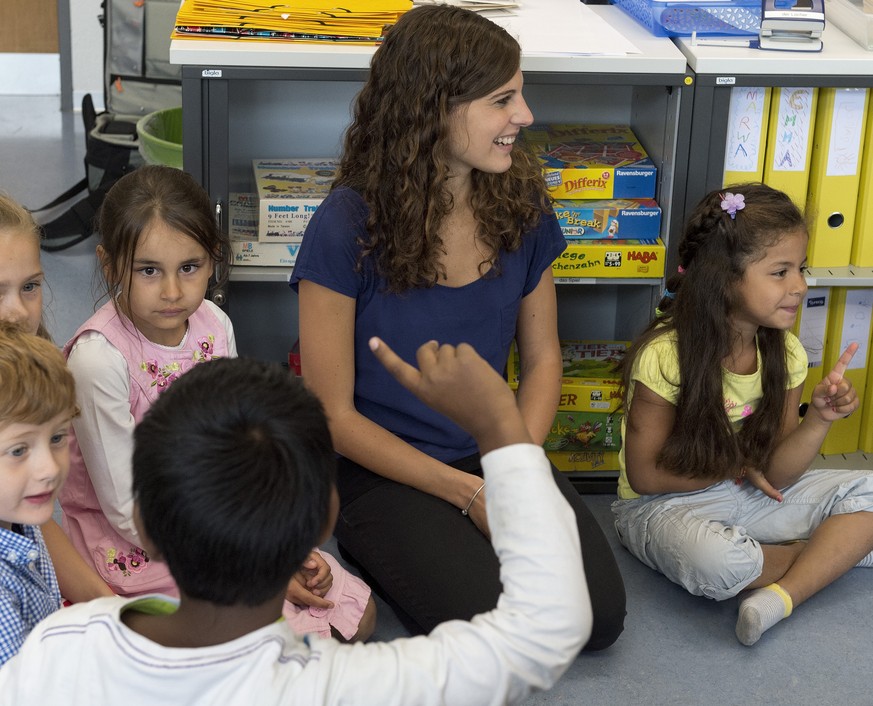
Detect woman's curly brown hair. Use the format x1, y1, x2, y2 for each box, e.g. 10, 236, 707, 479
335, 4, 552, 293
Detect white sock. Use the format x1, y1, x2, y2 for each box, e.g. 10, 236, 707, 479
735, 583, 793, 646
856, 551, 873, 568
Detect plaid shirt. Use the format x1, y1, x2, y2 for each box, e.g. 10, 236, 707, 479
0, 524, 61, 666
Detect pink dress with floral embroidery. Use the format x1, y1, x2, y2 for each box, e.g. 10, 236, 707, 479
61, 300, 371, 638
61, 299, 231, 596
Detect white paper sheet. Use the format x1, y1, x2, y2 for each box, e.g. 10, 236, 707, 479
770, 87, 815, 173
838, 288, 873, 370
493, 0, 641, 56
826, 87, 868, 178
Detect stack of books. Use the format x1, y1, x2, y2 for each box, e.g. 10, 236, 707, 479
507, 339, 627, 472
524, 124, 665, 279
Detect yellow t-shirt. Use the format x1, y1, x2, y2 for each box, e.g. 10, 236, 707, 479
617, 330, 809, 500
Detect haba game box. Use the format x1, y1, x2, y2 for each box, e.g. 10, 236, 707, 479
552, 239, 666, 278
523, 124, 657, 200
252, 158, 337, 242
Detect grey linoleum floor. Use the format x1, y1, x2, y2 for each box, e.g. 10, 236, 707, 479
2, 94, 872, 705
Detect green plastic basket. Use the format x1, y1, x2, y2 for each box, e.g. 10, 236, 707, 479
137, 106, 183, 169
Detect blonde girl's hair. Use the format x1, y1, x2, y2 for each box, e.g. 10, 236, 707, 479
0, 193, 52, 340
0, 321, 77, 426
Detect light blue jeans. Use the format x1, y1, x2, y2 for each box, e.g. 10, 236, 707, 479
612, 468, 873, 600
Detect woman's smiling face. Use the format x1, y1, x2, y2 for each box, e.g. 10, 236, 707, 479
445, 69, 534, 180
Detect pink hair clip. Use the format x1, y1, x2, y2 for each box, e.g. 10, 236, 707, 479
720, 192, 745, 219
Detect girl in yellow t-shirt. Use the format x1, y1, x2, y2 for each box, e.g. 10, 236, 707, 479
614, 182, 873, 646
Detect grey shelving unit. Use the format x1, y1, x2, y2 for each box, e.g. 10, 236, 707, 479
171, 5, 693, 490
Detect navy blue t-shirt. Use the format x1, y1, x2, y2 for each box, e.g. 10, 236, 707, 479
290, 186, 566, 462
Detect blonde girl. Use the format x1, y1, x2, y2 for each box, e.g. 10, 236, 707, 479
0, 193, 112, 605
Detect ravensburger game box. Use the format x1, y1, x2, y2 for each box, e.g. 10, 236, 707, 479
253, 158, 337, 242
524, 124, 657, 200
554, 198, 661, 239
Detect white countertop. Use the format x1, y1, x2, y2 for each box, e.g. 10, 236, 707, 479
170, 5, 688, 76
675, 21, 873, 75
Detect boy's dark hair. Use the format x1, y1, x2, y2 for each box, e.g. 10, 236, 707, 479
132, 358, 336, 606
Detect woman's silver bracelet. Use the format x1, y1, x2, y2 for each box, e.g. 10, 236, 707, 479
461, 482, 486, 516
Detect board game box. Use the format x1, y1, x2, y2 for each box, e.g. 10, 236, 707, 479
231, 240, 300, 267
552, 238, 665, 278
524, 124, 657, 200
507, 340, 626, 413
554, 198, 661, 239
544, 411, 622, 453
547, 449, 621, 472
252, 158, 337, 242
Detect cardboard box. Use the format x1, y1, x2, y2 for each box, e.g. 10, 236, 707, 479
524, 124, 657, 200
228, 192, 259, 241
547, 449, 621, 472
507, 340, 627, 413
555, 198, 661, 239
231, 239, 300, 267
552, 239, 666, 278
252, 158, 337, 242
544, 411, 622, 453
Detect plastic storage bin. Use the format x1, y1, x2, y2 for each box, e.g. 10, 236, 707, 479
825, 0, 873, 49
610, 0, 761, 36
136, 106, 183, 169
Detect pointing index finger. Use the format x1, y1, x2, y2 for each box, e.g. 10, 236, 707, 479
369, 337, 422, 392
830, 342, 859, 381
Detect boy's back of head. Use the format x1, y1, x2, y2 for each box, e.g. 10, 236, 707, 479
0, 321, 76, 426
132, 358, 335, 607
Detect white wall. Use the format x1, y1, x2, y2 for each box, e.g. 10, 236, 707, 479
70, 0, 104, 110
0, 0, 103, 108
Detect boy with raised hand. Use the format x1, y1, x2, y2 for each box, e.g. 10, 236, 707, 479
0, 338, 590, 705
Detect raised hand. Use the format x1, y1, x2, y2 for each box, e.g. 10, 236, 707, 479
811, 343, 860, 422
368, 337, 531, 455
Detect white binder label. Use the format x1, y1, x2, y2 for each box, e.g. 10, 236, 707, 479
826, 88, 867, 177
724, 87, 767, 174
771, 87, 814, 173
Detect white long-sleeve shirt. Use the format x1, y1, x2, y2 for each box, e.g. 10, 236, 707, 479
0, 444, 591, 705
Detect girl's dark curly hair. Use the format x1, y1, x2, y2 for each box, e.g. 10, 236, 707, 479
335, 4, 551, 293
620, 182, 807, 481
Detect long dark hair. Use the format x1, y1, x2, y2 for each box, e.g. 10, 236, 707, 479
336, 4, 551, 292
620, 183, 807, 480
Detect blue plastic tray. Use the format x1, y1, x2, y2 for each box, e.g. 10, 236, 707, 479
611, 0, 761, 36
